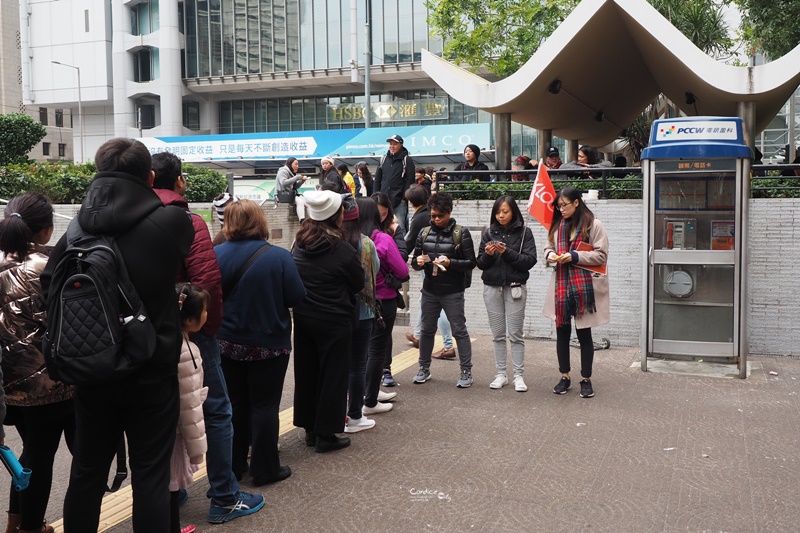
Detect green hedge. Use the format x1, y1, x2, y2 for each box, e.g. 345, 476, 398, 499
0, 162, 227, 204
439, 175, 643, 200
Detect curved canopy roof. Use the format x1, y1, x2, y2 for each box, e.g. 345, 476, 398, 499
422, 0, 800, 147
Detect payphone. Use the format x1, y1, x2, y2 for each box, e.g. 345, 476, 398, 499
641, 117, 751, 378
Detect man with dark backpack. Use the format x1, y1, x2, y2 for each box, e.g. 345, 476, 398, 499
374, 134, 415, 234
410, 192, 477, 389
152, 152, 264, 523
41, 138, 193, 533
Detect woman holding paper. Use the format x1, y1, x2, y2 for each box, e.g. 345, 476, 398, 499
543, 186, 609, 398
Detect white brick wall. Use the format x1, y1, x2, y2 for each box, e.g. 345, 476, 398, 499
50, 197, 800, 356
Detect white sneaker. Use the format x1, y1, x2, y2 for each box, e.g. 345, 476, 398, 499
344, 415, 376, 433
363, 402, 393, 415
489, 374, 508, 389
377, 390, 397, 402
513, 375, 528, 392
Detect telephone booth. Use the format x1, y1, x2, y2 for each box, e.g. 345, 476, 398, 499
641, 117, 752, 378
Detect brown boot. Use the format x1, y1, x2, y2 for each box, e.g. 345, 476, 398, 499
17, 523, 53, 533
4, 513, 20, 533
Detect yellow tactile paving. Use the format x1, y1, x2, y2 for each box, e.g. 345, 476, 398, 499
50, 339, 439, 533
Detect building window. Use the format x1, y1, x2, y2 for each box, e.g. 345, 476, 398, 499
42, 142, 50, 156
55, 109, 64, 128
58, 143, 66, 157
133, 47, 159, 82
137, 104, 157, 129
131, 0, 160, 36
39, 107, 48, 125
183, 101, 200, 130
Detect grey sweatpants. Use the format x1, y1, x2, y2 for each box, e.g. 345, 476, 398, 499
483, 284, 526, 376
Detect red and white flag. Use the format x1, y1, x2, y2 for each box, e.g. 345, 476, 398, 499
527, 159, 556, 230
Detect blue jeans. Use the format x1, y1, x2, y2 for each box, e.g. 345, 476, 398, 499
192, 332, 240, 505
413, 271, 453, 348
394, 200, 409, 235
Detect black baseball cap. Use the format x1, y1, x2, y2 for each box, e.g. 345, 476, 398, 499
386, 134, 404, 144
546, 147, 559, 157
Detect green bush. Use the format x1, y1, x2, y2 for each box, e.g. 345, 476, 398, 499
183, 164, 229, 202
439, 174, 644, 201
0, 161, 228, 204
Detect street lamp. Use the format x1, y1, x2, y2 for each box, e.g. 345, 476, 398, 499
51, 61, 84, 163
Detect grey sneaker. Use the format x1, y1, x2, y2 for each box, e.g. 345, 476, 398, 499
456, 369, 473, 388
413, 367, 431, 384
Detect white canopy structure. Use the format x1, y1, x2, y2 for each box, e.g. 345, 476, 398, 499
422, 0, 800, 148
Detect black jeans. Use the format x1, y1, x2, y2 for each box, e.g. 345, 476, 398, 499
7, 400, 75, 530
365, 297, 397, 408
293, 314, 352, 435
63, 378, 179, 533
556, 324, 594, 378
348, 318, 374, 419
221, 353, 289, 484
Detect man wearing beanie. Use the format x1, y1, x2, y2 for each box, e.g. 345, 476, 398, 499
374, 134, 415, 233
453, 144, 490, 182
292, 190, 365, 453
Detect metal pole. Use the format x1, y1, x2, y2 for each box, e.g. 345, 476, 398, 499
77, 66, 84, 163
364, 0, 371, 128
51, 61, 84, 163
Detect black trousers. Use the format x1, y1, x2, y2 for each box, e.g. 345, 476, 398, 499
6, 400, 75, 530
293, 314, 352, 435
365, 297, 397, 408
63, 378, 179, 533
221, 354, 289, 484
556, 324, 594, 379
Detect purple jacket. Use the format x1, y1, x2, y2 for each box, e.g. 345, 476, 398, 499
371, 229, 409, 300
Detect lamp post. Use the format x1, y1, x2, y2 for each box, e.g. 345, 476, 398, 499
51, 61, 84, 162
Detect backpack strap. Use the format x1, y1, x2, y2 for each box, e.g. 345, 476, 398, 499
380, 154, 407, 175
222, 243, 272, 299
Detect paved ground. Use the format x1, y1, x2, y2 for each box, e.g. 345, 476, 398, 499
99, 331, 800, 533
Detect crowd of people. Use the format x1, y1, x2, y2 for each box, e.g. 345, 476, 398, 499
0, 134, 610, 532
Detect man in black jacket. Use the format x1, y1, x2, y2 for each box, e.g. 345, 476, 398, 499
374, 134, 415, 233
410, 192, 476, 388
42, 138, 194, 533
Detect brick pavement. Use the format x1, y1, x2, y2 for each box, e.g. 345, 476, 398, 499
100, 330, 800, 533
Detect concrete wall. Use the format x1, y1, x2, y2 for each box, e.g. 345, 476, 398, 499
51, 198, 800, 357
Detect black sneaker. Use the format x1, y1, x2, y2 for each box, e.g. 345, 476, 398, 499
553, 376, 571, 394
315, 434, 351, 453
579, 379, 594, 398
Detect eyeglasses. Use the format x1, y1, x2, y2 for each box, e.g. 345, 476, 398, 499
430, 212, 448, 219
557, 202, 575, 210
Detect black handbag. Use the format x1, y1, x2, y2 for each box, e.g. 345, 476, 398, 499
275, 190, 296, 204
395, 291, 406, 310
384, 271, 409, 290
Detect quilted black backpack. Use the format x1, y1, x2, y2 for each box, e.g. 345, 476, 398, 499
43, 219, 157, 385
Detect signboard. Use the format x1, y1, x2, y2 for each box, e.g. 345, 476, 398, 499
327, 98, 448, 124
139, 123, 490, 163
654, 120, 739, 142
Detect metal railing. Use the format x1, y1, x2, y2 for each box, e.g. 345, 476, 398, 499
432, 165, 800, 199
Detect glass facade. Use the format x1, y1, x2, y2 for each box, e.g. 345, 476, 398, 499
183, 0, 443, 77
131, 0, 160, 36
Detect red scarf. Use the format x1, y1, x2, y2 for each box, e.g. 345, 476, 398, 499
554, 219, 595, 327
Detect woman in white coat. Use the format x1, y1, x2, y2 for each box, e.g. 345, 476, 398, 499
543, 186, 609, 398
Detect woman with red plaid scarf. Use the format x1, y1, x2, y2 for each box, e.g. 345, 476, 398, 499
543, 186, 610, 399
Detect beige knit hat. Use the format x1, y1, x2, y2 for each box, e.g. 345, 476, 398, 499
303, 190, 342, 221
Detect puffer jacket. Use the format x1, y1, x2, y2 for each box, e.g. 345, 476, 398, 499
411, 218, 476, 294
0, 251, 73, 407
154, 188, 223, 336
177, 336, 208, 459
476, 220, 538, 286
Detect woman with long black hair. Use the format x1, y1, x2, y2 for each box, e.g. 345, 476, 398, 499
543, 186, 610, 399
476, 195, 537, 392
0, 193, 73, 533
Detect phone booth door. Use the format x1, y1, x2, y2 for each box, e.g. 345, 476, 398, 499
641, 118, 751, 377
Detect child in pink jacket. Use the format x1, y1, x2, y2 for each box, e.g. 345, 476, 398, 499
171, 283, 210, 533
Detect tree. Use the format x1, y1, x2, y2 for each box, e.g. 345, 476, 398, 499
734, 0, 800, 60
425, 0, 735, 78
0, 113, 47, 165
425, 0, 579, 78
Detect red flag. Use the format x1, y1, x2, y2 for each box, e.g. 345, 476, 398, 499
527, 159, 556, 230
